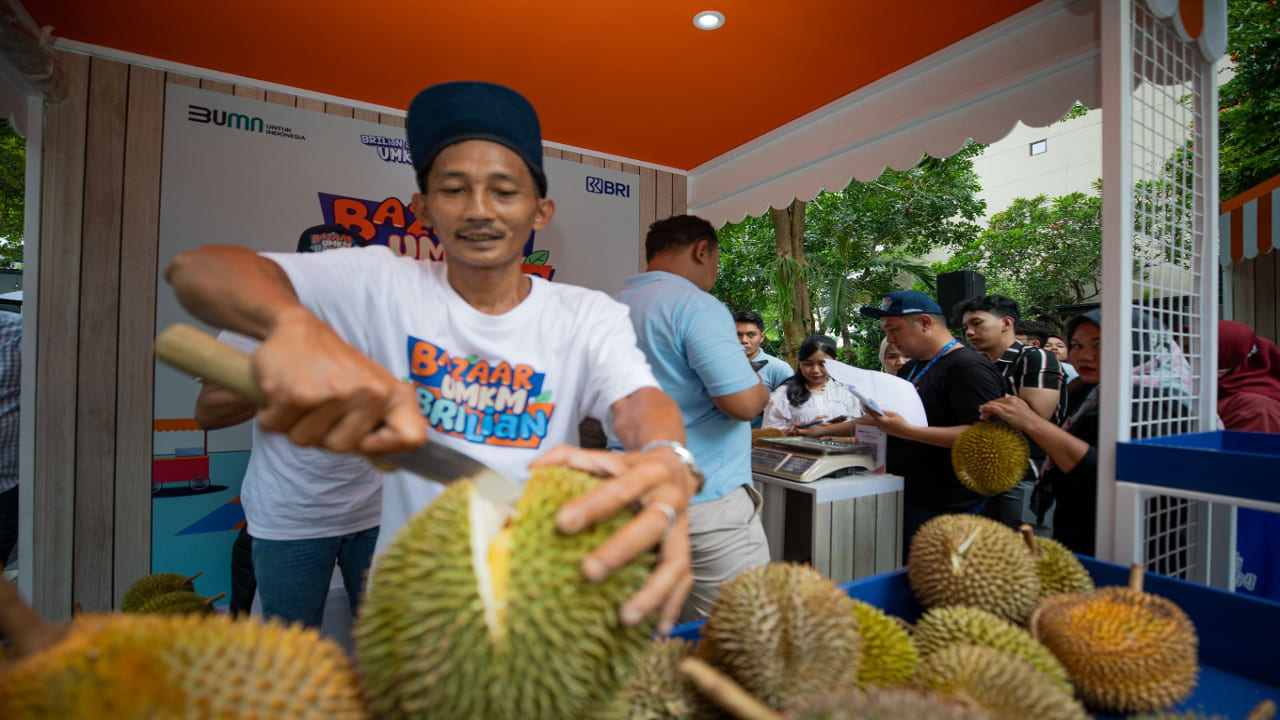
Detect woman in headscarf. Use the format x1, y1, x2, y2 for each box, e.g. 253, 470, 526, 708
1217, 320, 1280, 602
977, 308, 1192, 556
762, 334, 861, 433
1217, 320, 1280, 432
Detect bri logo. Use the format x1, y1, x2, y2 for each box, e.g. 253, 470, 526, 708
585, 176, 630, 198
188, 105, 263, 133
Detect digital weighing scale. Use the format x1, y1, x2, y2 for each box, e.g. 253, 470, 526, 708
750, 436, 876, 483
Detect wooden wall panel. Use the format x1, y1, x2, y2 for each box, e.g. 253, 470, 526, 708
672, 173, 688, 216
378, 114, 404, 128
199, 79, 233, 95
655, 171, 673, 222
74, 56, 129, 613
265, 91, 296, 107
233, 86, 265, 101
35, 50, 90, 621
114, 65, 164, 606
353, 108, 378, 124
639, 167, 657, 270
166, 74, 198, 88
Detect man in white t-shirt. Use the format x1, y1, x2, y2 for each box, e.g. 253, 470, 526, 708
194, 225, 380, 627
166, 81, 698, 633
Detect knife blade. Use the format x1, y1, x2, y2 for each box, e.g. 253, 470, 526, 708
154, 322, 523, 505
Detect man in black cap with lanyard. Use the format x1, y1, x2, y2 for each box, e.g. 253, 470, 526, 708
859, 290, 1005, 551
166, 80, 698, 633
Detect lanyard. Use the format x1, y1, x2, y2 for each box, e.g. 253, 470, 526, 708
907, 339, 958, 387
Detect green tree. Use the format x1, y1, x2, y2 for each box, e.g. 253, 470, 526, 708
0, 120, 24, 267
1219, 0, 1280, 200
712, 143, 986, 367
936, 188, 1102, 333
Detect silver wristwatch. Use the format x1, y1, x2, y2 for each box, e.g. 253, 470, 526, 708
641, 440, 706, 492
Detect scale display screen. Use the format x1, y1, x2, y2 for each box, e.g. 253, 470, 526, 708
779, 455, 815, 475
752, 448, 787, 472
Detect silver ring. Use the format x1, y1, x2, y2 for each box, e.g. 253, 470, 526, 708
649, 501, 678, 541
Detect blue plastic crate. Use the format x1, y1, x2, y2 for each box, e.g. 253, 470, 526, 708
1116, 430, 1280, 504
671, 557, 1280, 718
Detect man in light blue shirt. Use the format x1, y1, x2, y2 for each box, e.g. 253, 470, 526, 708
617, 215, 771, 622
733, 310, 793, 428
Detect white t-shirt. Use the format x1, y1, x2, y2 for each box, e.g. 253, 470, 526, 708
218, 331, 383, 541
761, 381, 862, 431
266, 247, 660, 556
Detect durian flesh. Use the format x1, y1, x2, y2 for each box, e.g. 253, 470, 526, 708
356, 466, 655, 720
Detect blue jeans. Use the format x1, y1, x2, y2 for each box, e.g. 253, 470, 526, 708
252, 526, 379, 628
902, 499, 986, 561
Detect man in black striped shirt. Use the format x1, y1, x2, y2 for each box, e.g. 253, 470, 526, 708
957, 295, 1065, 535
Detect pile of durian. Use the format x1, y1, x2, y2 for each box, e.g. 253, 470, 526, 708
1, 473, 1274, 720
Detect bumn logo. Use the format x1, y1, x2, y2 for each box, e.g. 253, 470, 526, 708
188, 105, 264, 133
585, 176, 630, 198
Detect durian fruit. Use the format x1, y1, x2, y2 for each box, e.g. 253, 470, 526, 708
912, 606, 1071, 694
605, 638, 714, 720
913, 643, 1089, 720
0, 612, 369, 718
356, 466, 655, 720
134, 590, 226, 616
120, 571, 202, 612
851, 600, 919, 687
907, 514, 1041, 624
784, 686, 997, 720
1021, 525, 1094, 596
1030, 565, 1199, 715
951, 421, 1029, 496
699, 563, 863, 711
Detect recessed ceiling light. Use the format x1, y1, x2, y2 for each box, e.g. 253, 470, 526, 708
693, 11, 724, 31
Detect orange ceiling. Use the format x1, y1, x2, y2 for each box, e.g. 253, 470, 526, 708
26, 0, 1041, 170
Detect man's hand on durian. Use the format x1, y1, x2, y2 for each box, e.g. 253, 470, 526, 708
530, 444, 696, 635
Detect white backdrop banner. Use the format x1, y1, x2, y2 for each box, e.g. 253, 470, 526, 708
154, 83, 640, 449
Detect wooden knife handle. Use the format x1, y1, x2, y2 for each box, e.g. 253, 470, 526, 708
155, 323, 268, 406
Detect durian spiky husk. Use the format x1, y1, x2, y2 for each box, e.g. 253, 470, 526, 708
913, 606, 1071, 694
851, 600, 919, 687
1030, 586, 1199, 714
1032, 536, 1094, 596
120, 572, 197, 613
913, 643, 1089, 720
907, 514, 1041, 624
356, 466, 655, 720
783, 686, 996, 720
604, 637, 714, 720
135, 591, 215, 616
951, 421, 1030, 496
0, 612, 368, 719
699, 563, 863, 712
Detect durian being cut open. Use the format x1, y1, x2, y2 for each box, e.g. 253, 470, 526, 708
356, 465, 656, 720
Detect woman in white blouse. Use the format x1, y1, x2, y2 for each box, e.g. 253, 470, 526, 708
761, 334, 861, 433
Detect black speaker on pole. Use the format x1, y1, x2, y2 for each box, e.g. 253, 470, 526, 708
936, 269, 986, 330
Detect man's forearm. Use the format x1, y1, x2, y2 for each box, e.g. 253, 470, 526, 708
898, 423, 967, 448
611, 387, 687, 449
164, 244, 305, 339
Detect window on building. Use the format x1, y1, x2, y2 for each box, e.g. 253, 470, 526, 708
1029, 139, 1048, 156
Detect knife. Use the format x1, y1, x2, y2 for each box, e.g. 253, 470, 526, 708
154, 322, 523, 505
